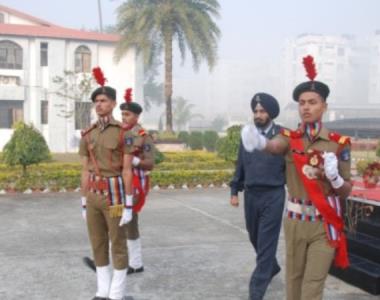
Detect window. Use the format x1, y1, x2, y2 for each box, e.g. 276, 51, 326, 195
74, 45, 91, 73
75, 102, 92, 129
41, 100, 48, 124
0, 100, 23, 128
0, 41, 23, 69
0, 13, 4, 23
40, 42, 48, 66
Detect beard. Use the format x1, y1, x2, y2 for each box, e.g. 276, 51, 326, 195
254, 117, 271, 129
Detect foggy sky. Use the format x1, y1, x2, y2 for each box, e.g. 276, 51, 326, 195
4, 0, 380, 125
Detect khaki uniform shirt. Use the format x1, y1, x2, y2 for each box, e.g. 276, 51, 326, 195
276, 126, 351, 199
79, 118, 123, 177
123, 123, 155, 164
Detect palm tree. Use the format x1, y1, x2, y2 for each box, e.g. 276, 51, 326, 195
173, 96, 203, 131
115, 0, 220, 132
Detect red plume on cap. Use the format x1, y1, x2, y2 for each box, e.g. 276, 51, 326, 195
303, 55, 317, 81
124, 88, 133, 103
92, 67, 107, 86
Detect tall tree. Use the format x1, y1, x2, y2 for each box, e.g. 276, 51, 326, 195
143, 58, 164, 111
115, 0, 220, 132
173, 96, 203, 131
211, 115, 228, 132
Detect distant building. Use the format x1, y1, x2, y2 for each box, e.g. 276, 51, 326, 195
368, 31, 380, 105
280, 33, 376, 128
0, 4, 143, 152
324, 118, 380, 139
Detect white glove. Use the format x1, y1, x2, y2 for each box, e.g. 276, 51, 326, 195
132, 156, 141, 167
119, 208, 133, 226
119, 194, 133, 226
81, 196, 87, 220
322, 152, 344, 189
241, 124, 267, 152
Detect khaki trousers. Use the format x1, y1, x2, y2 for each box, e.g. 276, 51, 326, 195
86, 192, 128, 270
126, 212, 139, 240
284, 218, 335, 300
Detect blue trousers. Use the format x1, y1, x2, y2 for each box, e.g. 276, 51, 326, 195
244, 186, 285, 300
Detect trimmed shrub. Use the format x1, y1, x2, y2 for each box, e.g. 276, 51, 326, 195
156, 131, 180, 143
188, 131, 203, 150
178, 131, 190, 146
163, 151, 220, 163
0, 163, 232, 191
156, 160, 233, 171
3, 122, 51, 176
0, 151, 235, 191
203, 131, 219, 152
154, 147, 165, 165
216, 125, 241, 162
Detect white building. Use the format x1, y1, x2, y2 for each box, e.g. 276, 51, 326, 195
0, 4, 143, 152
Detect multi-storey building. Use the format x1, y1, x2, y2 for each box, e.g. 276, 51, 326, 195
0, 4, 143, 152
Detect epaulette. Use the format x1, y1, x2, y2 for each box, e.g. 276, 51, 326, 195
138, 128, 147, 136
280, 128, 303, 139
328, 132, 351, 145
81, 124, 96, 137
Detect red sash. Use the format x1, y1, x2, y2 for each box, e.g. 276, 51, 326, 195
132, 170, 146, 213
290, 137, 349, 268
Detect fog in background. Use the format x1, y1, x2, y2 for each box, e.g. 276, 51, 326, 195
5, 0, 380, 129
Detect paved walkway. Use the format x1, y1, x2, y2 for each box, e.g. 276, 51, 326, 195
0, 189, 377, 300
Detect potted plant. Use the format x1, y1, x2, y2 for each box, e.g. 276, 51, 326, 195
362, 162, 380, 188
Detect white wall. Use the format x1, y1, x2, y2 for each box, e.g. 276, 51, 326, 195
0, 36, 142, 153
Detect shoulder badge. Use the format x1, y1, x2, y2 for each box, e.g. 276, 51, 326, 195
280, 128, 302, 139
281, 128, 290, 137
328, 132, 351, 145
80, 124, 96, 137
125, 136, 134, 146
138, 129, 147, 136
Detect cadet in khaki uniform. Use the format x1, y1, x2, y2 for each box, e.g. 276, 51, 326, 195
241, 56, 352, 300
120, 88, 154, 274
83, 88, 155, 275
79, 67, 134, 300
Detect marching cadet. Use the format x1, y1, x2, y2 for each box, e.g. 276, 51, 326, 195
79, 67, 134, 300
230, 93, 286, 300
83, 88, 154, 275
241, 55, 352, 300
119, 88, 154, 274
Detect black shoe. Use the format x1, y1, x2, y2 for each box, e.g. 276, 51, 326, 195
127, 266, 144, 275
83, 256, 96, 272
91, 297, 107, 300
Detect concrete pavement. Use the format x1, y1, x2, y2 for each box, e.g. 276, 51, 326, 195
0, 189, 377, 300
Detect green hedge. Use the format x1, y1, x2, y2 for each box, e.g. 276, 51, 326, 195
0, 150, 234, 191
0, 168, 232, 191
163, 151, 222, 163
156, 160, 233, 171
188, 131, 203, 150
203, 131, 219, 152
151, 170, 232, 187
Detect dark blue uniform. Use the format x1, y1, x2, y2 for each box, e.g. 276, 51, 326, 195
230, 123, 286, 300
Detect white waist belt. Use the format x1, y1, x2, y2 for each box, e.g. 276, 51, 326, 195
286, 200, 320, 216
